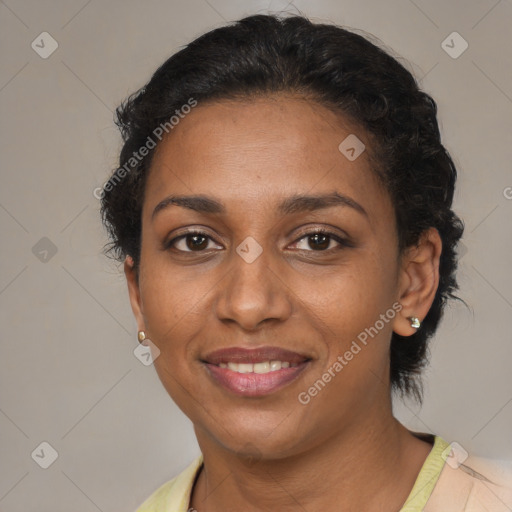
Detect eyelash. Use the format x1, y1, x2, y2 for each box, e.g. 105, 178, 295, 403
164, 228, 353, 254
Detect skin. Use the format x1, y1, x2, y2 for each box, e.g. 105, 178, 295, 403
125, 94, 442, 511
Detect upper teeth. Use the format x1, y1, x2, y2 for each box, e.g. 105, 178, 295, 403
219, 361, 297, 373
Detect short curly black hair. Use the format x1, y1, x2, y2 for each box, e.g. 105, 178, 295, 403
100, 13, 466, 403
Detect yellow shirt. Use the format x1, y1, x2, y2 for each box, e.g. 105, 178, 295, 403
135, 435, 512, 511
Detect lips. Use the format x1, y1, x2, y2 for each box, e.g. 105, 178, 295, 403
203, 346, 309, 365
201, 346, 311, 397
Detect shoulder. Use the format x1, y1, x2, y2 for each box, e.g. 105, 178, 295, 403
134, 454, 203, 512
425, 440, 512, 511
134, 477, 178, 512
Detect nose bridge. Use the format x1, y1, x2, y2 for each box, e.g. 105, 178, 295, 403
215, 235, 291, 329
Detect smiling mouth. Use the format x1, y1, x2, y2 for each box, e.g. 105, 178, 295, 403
217, 360, 299, 373
201, 346, 312, 396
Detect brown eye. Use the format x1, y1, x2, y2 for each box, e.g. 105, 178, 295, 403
165, 231, 222, 252
306, 233, 331, 250
292, 230, 352, 252
184, 233, 209, 251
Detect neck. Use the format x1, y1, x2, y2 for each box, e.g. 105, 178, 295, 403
190, 405, 433, 512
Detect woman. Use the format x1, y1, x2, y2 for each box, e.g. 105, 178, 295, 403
100, 13, 511, 512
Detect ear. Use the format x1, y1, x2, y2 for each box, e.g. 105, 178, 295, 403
124, 255, 145, 332
393, 227, 442, 336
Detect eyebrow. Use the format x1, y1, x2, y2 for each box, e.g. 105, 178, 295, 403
151, 191, 368, 220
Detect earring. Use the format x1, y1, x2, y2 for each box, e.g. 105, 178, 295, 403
408, 317, 421, 329
137, 331, 146, 343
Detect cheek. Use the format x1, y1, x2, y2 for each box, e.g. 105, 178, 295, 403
306, 255, 397, 376
140, 271, 207, 416
139, 258, 205, 332
312, 255, 394, 329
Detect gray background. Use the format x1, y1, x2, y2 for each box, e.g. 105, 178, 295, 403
1, 0, 511, 510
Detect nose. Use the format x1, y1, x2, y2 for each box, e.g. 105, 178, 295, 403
214, 241, 293, 331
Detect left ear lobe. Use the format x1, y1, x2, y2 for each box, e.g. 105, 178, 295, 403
393, 227, 442, 336
124, 255, 146, 331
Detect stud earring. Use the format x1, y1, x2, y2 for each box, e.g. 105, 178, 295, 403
408, 317, 421, 329
138, 331, 146, 343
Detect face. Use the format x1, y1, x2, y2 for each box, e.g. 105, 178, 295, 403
125, 95, 429, 459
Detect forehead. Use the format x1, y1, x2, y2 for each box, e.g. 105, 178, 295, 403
145, 95, 392, 224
